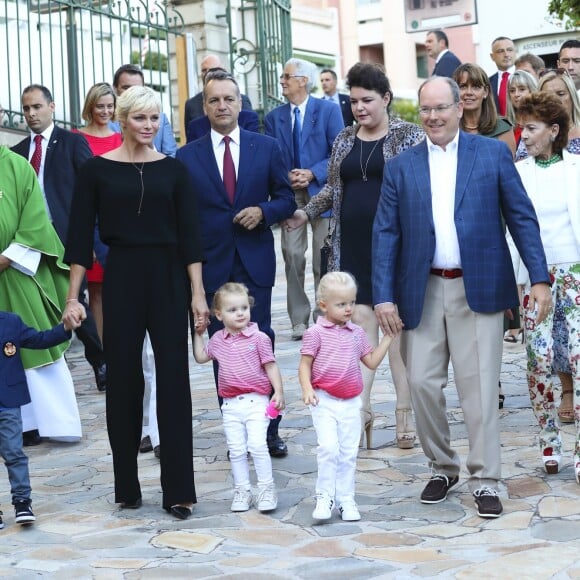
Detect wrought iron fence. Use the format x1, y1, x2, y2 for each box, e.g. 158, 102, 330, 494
228, 0, 291, 119
0, 0, 184, 131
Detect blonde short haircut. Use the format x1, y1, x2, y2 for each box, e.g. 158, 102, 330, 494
115, 85, 161, 126
212, 282, 254, 314
81, 82, 116, 123
317, 271, 358, 304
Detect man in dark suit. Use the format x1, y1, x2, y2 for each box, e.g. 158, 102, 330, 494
12, 85, 106, 395
186, 104, 260, 143
372, 77, 551, 518
265, 58, 343, 341
177, 70, 296, 457
183, 54, 253, 135
425, 29, 461, 78
320, 68, 354, 126
489, 36, 516, 115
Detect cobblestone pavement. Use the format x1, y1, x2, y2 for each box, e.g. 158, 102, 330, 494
1, 229, 580, 579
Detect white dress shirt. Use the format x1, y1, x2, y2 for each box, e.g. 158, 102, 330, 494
495, 66, 515, 96
427, 131, 461, 269
435, 49, 449, 65
211, 126, 240, 179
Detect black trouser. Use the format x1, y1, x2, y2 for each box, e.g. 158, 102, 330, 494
103, 245, 195, 508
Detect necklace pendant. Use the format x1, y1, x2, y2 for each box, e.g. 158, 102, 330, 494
362, 176, 368, 182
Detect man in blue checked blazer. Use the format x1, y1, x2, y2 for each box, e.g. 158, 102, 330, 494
372, 77, 551, 519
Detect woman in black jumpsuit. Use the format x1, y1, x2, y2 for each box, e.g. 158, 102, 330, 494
64, 86, 208, 519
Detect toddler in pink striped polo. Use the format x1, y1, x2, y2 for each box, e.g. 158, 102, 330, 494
299, 272, 396, 522
193, 283, 285, 514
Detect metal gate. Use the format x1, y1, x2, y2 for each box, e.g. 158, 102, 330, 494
226, 0, 292, 118
0, 0, 184, 130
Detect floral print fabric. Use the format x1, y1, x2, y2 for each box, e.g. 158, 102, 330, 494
524, 263, 580, 464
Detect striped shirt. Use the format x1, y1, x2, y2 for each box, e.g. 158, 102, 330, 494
301, 317, 373, 399
206, 322, 275, 398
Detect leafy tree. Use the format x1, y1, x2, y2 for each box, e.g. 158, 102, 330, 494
548, 0, 580, 28
391, 99, 420, 126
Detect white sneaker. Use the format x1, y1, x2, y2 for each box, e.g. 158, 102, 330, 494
231, 488, 252, 512
339, 499, 361, 521
256, 484, 278, 512
312, 492, 334, 520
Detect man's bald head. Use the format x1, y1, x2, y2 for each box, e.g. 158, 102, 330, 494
201, 55, 224, 80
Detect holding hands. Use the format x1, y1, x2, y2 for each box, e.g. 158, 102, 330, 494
192, 295, 210, 334
62, 299, 86, 331
374, 302, 404, 337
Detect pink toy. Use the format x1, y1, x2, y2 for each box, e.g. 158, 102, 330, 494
265, 401, 280, 419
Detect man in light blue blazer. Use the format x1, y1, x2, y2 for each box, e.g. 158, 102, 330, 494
177, 70, 296, 457
372, 77, 551, 519
265, 58, 344, 340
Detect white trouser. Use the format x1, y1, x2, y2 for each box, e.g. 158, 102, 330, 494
310, 389, 361, 504
141, 333, 159, 448
222, 393, 273, 489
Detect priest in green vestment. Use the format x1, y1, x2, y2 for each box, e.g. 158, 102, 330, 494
0, 146, 81, 439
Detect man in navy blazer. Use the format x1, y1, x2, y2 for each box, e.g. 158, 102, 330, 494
372, 77, 551, 518
0, 313, 73, 409
176, 70, 296, 456
265, 58, 343, 340
425, 30, 462, 78
12, 84, 106, 395
320, 68, 354, 126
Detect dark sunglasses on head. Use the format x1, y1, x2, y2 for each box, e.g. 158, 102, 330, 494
539, 67, 571, 78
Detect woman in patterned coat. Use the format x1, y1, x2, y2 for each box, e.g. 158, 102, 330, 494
285, 63, 424, 449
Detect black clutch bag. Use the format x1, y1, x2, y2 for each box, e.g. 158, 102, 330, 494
320, 244, 330, 277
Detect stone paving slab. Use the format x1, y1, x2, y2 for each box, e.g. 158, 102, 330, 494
1, 228, 580, 578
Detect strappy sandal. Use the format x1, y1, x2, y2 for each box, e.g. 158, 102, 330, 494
558, 390, 575, 424
395, 408, 416, 449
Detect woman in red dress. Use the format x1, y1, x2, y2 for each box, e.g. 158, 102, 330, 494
75, 83, 123, 341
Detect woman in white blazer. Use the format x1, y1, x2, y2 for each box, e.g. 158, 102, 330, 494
513, 91, 580, 483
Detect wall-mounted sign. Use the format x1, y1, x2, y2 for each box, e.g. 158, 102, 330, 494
405, 0, 478, 33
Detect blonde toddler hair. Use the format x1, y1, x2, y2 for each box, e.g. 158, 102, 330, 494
317, 271, 358, 304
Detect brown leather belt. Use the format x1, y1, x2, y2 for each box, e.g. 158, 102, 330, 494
430, 268, 463, 279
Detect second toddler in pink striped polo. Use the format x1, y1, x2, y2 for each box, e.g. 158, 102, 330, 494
299, 272, 397, 522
